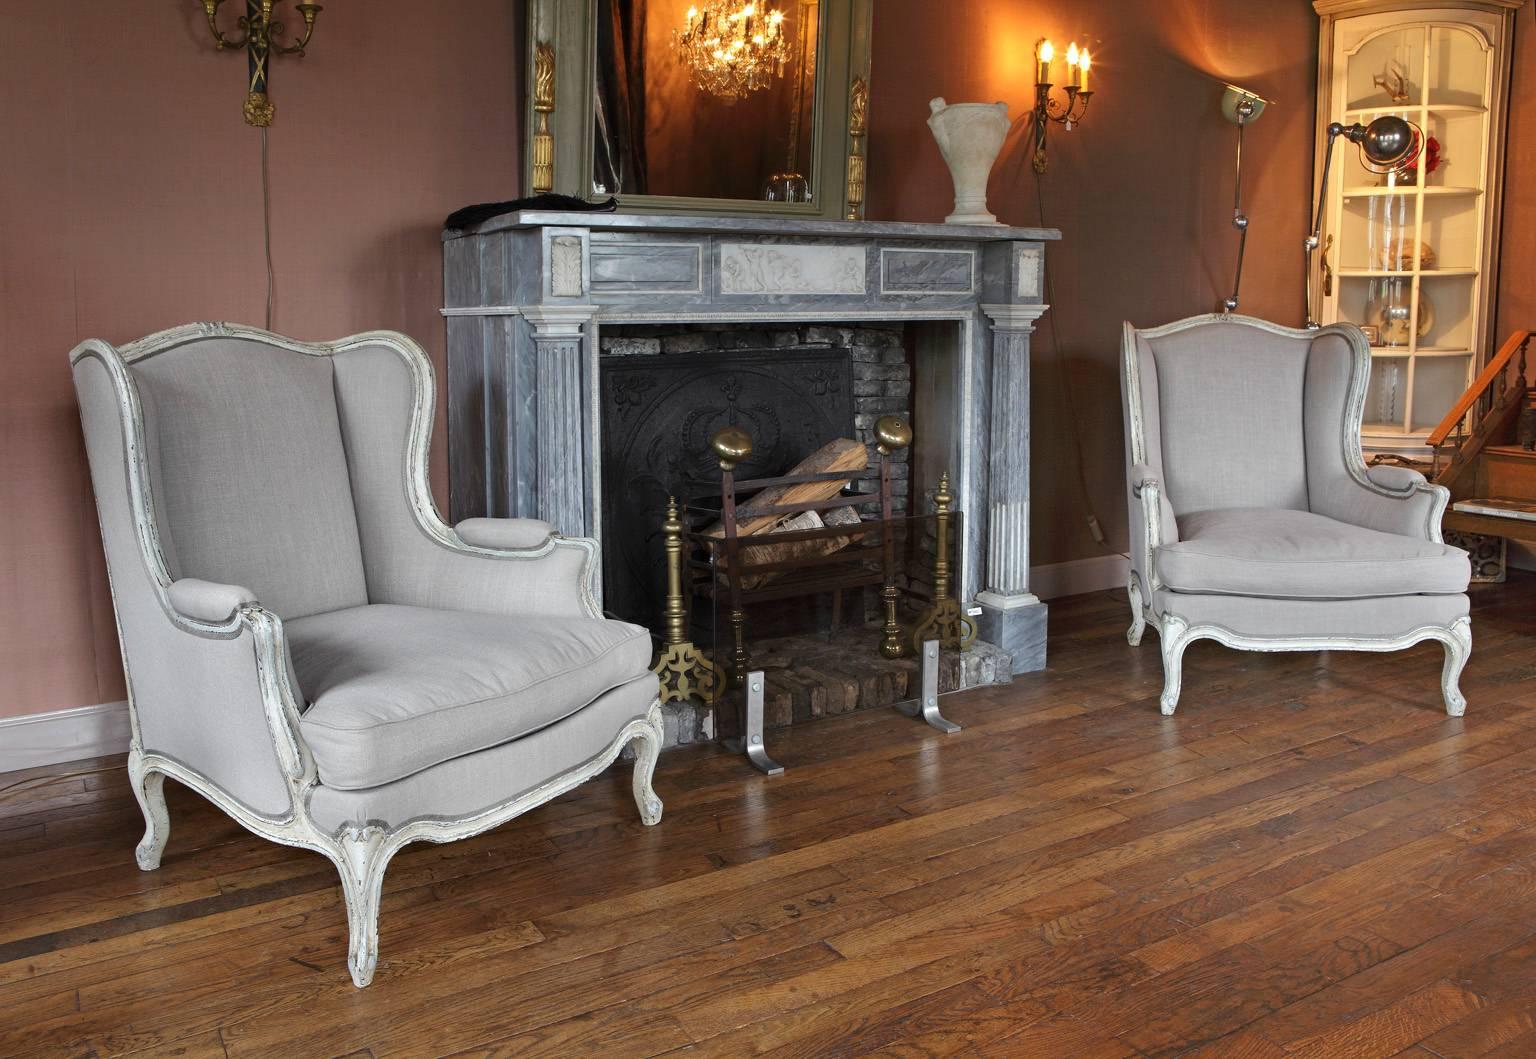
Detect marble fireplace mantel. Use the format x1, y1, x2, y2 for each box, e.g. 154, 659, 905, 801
442, 211, 1061, 672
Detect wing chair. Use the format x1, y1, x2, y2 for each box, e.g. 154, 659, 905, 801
71, 323, 664, 988
1120, 314, 1472, 716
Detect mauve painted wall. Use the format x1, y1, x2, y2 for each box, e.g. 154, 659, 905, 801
3, 1, 1529, 723
866, 0, 1322, 573
0, 1, 521, 719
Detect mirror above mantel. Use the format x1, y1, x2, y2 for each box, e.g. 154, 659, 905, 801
525, 0, 873, 220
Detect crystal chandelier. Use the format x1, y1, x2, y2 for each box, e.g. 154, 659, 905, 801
673, 2, 792, 101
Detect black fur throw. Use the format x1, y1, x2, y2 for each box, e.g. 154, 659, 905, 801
443, 194, 619, 231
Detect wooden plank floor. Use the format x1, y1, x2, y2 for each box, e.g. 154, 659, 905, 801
2, 577, 1534, 1058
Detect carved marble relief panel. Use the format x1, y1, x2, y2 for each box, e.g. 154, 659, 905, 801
718, 242, 867, 295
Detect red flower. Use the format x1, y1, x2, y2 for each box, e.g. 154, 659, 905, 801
1406, 133, 1443, 176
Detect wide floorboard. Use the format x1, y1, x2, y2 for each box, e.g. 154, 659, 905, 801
2, 578, 1534, 1057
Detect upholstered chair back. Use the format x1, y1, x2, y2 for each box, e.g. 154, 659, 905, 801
129, 337, 369, 619
1125, 319, 1363, 519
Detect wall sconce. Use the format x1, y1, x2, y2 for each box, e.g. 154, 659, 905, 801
1219, 84, 1273, 314
200, 0, 324, 126
1030, 38, 1095, 173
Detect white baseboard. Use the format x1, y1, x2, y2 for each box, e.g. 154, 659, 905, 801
0, 700, 131, 775
1029, 553, 1130, 601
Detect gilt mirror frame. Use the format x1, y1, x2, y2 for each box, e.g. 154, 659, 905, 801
524, 0, 874, 220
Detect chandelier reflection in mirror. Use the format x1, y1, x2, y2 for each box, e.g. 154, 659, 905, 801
673, 2, 792, 101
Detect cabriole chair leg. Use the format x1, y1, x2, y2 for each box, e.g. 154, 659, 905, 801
1127, 577, 1147, 647
331, 825, 393, 989
1158, 617, 1191, 716
630, 713, 665, 826
127, 746, 170, 871
1441, 617, 1472, 718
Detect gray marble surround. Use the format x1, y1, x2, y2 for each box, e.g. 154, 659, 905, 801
442, 211, 1060, 673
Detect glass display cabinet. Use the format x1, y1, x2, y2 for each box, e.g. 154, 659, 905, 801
1311, 0, 1524, 456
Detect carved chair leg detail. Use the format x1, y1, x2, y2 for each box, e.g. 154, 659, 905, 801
330, 825, 394, 989
1440, 618, 1472, 718
127, 747, 170, 871
1158, 617, 1192, 716
1127, 577, 1147, 647
630, 707, 665, 826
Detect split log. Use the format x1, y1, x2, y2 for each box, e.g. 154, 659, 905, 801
706, 437, 867, 539
738, 506, 866, 589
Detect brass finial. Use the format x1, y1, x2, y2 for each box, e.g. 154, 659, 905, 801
874, 415, 913, 455
934, 471, 953, 512
711, 426, 753, 471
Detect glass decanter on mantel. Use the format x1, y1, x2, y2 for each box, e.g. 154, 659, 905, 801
1311, 0, 1525, 459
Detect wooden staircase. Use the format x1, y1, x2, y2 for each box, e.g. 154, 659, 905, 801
1428, 330, 1536, 547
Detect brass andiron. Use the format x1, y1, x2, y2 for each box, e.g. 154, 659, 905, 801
649, 497, 724, 705
714, 426, 754, 686
875, 415, 913, 658
911, 471, 977, 652
200, 0, 323, 127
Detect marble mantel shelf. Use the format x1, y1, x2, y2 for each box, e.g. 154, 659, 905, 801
442, 210, 1059, 672
447, 209, 1059, 244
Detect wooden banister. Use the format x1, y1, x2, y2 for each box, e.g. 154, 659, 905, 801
1427, 329, 1533, 448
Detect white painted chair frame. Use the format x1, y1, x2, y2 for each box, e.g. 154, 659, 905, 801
1122, 314, 1472, 717
72, 323, 665, 988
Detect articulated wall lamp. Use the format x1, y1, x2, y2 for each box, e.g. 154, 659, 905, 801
1219, 84, 1273, 314
1304, 114, 1421, 327
200, 0, 324, 126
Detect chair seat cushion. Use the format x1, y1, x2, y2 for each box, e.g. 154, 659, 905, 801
1156, 508, 1469, 600
289, 604, 652, 790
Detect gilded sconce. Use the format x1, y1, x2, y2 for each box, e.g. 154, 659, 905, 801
200, 0, 324, 127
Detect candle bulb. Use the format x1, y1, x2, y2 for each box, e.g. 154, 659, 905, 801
1080, 47, 1091, 92
1037, 39, 1054, 85
1066, 42, 1081, 88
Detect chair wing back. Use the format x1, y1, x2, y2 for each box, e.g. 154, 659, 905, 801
128, 336, 368, 619
72, 343, 296, 814
328, 337, 595, 617
1301, 329, 1375, 516
1127, 318, 1315, 517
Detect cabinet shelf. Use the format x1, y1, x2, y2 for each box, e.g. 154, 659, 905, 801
1341, 186, 1482, 198
1367, 346, 1473, 358
1337, 268, 1479, 278
1343, 103, 1487, 119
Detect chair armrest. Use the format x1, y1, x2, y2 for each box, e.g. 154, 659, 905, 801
1130, 463, 1178, 592
1317, 469, 1449, 542
1365, 464, 1427, 491
167, 578, 259, 623
454, 517, 555, 551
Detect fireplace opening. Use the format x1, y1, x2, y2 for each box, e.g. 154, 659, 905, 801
598, 322, 913, 629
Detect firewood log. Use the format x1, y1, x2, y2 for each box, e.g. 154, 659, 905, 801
706, 438, 867, 538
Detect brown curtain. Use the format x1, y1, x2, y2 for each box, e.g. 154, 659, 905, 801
595, 0, 648, 195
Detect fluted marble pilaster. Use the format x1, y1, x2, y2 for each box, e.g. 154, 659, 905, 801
976, 302, 1050, 673
523, 306, 598, 538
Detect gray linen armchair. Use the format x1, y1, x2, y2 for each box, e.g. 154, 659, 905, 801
71, 323, 664, 988
1120, 314, 1472, 716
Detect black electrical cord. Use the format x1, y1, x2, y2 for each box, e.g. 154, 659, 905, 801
261, 127, 275, 330
1033, 168, 1108, 547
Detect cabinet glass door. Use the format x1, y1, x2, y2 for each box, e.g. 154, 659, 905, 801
1321, 16, 1494, 451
